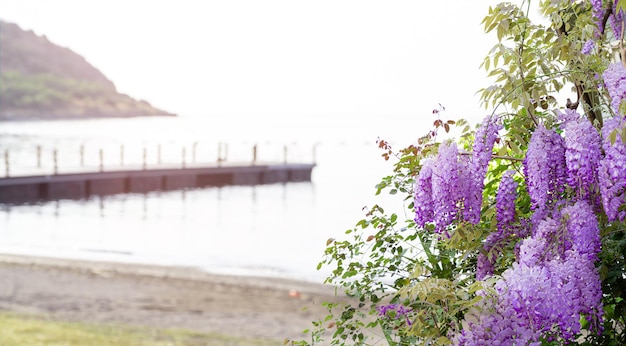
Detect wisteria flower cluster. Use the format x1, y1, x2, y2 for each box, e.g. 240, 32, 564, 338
414, 116, 501, 233
523, 125, 566, 227
563, 115, 602, 203
476, 170, 518, 280
466, 116, 503, 224
377, 304, 413, 326
431, 142, 463, 234
599, 116, 626, 221
456, 201, 604, 345
609, 5, 624, 40
590, 0, 623, 39
603, 62, 626, 114
590, 0, 604, 30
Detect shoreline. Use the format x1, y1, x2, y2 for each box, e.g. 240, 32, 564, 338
0, 253, 344, 343
0, 253, 332, 295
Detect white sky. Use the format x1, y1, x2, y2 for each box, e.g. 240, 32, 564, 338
0, 0, 505, 126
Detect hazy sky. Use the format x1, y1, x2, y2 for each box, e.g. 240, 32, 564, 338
1, 0, 505, 126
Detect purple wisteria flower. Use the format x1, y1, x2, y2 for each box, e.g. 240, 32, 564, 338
496, 170, 517, 231
377, 304, 412, 326
524, 125, 566, 228
414, 115, 502, 232
582, 39, 595, 55
476, 252, 494, 280
561, 200, 600, 261
563, 114, 602, 202
603, 62, 626, 114
599, 116, 626, 221
590, 0, 623, 38
458, 198, 604, 344
465, 116, 502, 224
455, 283, 542, 345
475, 170, 518, 280
414, 159, 435, 228
557, 108, 580, 125
610, 6, 624, 40
518, 217, 559, 266
590, 0, 604, 31
432, 142, 462, 233
460, 251, 603, 345
500, 252, 602, 342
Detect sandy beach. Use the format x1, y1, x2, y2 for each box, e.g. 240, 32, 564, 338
0, 254, 346, 344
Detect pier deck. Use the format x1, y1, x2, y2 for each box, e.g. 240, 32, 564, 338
0, 163, 315, 204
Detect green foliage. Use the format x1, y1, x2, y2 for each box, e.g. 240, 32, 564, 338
480, 0, 616, 128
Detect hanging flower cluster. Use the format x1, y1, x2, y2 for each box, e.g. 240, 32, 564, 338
466, 116, 503, 223
603, 62, 626, 114
523, 125, 566, 227
590, 0, 624, 39
476, 170, 518, 280
414, 116, 501, 234
376, 304, 413, 326
599, 116, 626, 221
456, 202, 604, 345
431, 142, 463, 234
563, 114, 602, 203
413, 159, 434, 228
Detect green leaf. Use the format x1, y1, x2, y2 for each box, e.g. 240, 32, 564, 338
610, 128, 618, 145
618, 0, 626, 14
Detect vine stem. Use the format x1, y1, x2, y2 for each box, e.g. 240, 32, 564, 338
619, 18, 626, 68
491, 154, 524, 162
519, 0, 539, 127
459, 152, 524, 162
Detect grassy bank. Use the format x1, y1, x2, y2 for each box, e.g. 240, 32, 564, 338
0, 312, 277, 346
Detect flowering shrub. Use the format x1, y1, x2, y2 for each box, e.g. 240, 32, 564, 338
294, 1, 626, 345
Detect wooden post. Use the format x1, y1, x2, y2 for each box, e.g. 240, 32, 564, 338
53, 149, 58, 175
192, 142, 197, 163
4, 149, 9, 177
283, 145, 288, 164
36, 145, 42, 168
99, 148, 104, 172
252, 144, 257, 165
217, 142, 222, 166
143, 147, 147, 170
157, 144, 162, 165
182, 147, 186, 169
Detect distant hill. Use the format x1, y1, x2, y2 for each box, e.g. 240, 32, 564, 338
0, 20, 174, 120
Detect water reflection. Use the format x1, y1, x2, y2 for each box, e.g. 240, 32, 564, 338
0, 181, 333, 281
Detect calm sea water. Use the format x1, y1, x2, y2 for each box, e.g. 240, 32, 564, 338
0, 115, 417, 282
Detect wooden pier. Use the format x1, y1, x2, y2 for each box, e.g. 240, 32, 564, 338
0, 163, 315, 204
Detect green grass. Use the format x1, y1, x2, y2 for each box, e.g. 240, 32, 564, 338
0, 312, 278, 346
